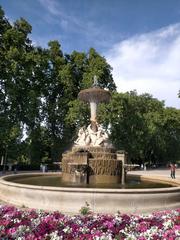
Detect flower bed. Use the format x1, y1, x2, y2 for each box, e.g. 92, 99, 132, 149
0, 205, 180, 239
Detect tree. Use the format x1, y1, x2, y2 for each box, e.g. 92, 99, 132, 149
41, 45, 117, 161
0, 7, 117, 164
161, 107, 180, 162
66, 48, 116, 129
98, 91, 180, 165
81, 48, 116, 91
1, 5, 179, 168
0, 6, 44, 165
0, 7, 24, 166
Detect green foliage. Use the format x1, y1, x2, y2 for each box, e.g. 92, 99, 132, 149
66, 100, 90, 128
99, 91, 180, 165
79, 202, 92, 215
0, 5, 179, 168
0, 6, 116, 165
81, 48, 116, 91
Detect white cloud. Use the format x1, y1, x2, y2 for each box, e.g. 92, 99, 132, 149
106, 23, 180, 108
37, 0, 109, 48
38, 0, 85, 31
38, 0, 60, 16
38, 0, 72, 30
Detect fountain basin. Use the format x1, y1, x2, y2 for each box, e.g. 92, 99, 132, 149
0, 173, 180, 214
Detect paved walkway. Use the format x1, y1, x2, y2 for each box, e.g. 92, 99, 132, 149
1, 169, 180, 179
0, 170, 55, 176
128, 168, 180, 180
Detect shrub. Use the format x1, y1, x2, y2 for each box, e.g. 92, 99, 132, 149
79, 201, 92, 215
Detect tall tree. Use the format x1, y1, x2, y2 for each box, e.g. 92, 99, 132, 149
66, 48, 116, 128
0, 6, 45, 164
39, 41, 77, 161
81, 48, 116, 91
0, 7, 24, 165
1, 5, 179, 167
98, 91, 180, 165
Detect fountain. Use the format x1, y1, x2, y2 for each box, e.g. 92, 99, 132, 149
61, 76, 126, 185
0, 76, 180, 214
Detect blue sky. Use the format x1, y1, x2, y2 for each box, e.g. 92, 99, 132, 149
0, 0, 180, 108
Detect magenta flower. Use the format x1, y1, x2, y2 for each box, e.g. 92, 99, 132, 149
0, 205, 179, 239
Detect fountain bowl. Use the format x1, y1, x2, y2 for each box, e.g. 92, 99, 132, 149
78, 88, 111, 103
0, 172, 180, 214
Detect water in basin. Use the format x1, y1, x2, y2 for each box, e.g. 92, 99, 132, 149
9, 174, 173, 189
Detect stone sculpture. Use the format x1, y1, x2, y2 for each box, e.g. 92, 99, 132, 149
62, 75, 125, 184
75, 124, 109, 147
74, 76, 111, 147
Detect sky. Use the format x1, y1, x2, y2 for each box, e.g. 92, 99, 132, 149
0, 0, 180, 108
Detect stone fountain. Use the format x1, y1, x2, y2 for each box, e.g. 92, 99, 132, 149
62, 76, 127, 184
0, 78, 179, 214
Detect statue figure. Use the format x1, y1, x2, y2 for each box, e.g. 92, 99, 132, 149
85, 128, 91, 145
94, 124, 109, 146
75, 75, 111, 147
92, 75, 99, 88
75, 124, 110, 147
74, 127, 87, 146
87, 124, 97, 145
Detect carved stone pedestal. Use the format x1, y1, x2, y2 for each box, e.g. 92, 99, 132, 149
61, 146, 126, 184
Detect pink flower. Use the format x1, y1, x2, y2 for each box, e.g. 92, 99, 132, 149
0, 205, 180, 239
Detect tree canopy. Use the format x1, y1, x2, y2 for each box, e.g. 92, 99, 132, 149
98, 91, 180, 166
0, 6, 179, 169
0, 6, 116, 167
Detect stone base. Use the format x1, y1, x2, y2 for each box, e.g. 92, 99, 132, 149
61, 146, 123, 184
89, 174, 121, 184
72, 146, 116, 153
1, 173, 180, 214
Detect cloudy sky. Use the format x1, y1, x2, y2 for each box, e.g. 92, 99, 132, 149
0, 0, 180, 108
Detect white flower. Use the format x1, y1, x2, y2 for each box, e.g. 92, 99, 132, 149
49, 231, 63, 240
163, 219, 174, 229
94, 234, 113, 240
79, 226, 89, 234
139, 226, 163, 239
13, 218, 21, 223
75, 219, 82, 225
125, 233, 138, 240
63, 226, 72, 233
10, 225, 31, 239
0, 226, 5, 231
114, 215, 122, 223
175, 229, 180, 237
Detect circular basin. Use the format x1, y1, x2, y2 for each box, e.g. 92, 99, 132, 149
6, 174, 173, 189
0, 172, 180, 214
